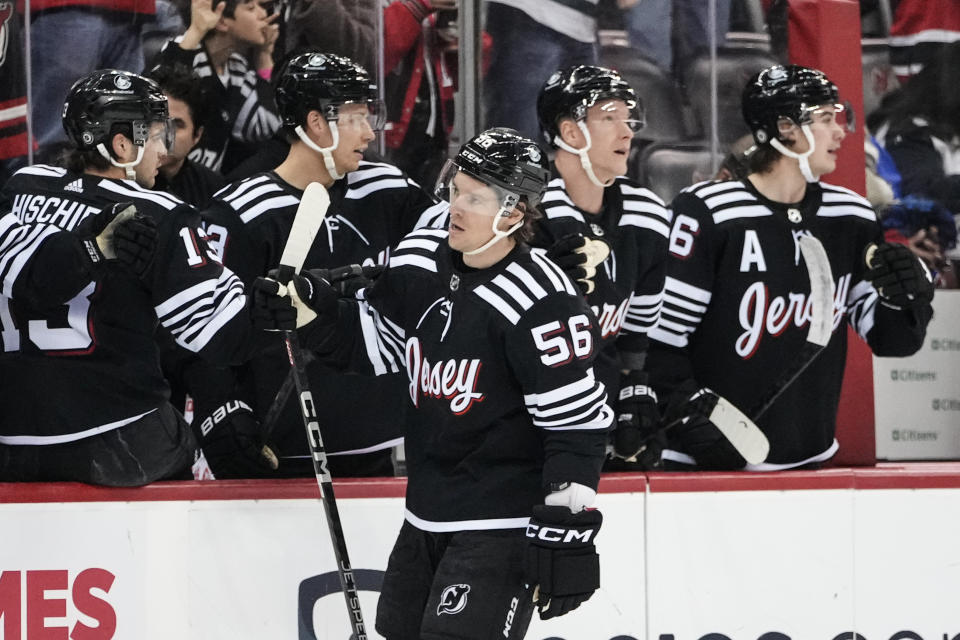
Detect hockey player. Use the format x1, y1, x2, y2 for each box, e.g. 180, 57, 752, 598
0, 193, 156, 310
252, 128, 612, 637
0, 69, 276, 486
534, 64, 670, 468
192, 51, 448, 477
647, 64, 934, 470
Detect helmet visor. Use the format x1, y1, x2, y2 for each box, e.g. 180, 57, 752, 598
137, 118, 175, 154
806, 101, 855, 133
584, 98, 645, 134
435, 159, 521, 217
335, 99, 387, 132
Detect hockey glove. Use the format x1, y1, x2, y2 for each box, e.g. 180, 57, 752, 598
613, 371, 663, 468
76, 203, 157, 274
196, 400, 279, 478
663, 384, 747, 471
251, 269, 337, 331
864, 242, 934, 309
312, 263, 383, 296
524, 505, 602, 620
545, 234, 610, 294
113, 213, 157, 278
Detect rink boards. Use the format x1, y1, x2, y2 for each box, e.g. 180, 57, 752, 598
2, 467, 960, 640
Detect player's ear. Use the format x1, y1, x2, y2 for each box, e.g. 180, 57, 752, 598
558, 117, 584, 148
306, 110, 332, 142
110, 132, 131, 161
192, 124, 204, 146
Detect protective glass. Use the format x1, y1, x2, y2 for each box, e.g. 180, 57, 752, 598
336, 99, 387, 131
435, 159, 520, 217
807, 101, 856, 133
586, 99, 645, 134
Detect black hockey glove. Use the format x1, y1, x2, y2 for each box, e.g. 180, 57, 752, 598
251, 269, 338, 331
524, 505, 602, 620
613, 371, 663, 468
113, 213, 157, 278
197, 401, 279, 478
663, 384, 747, 471
864, 242, 935, 309
76, 202, 157, 275
315, 263, 384, 296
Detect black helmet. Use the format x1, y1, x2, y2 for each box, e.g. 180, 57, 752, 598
62, 69, 168, 150
537, 65, 644, 148
452, 128, 551, 207
275, 52, 379, 127
742, 64, 840, 146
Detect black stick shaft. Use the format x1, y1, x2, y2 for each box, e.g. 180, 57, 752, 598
283, 325, 367, 639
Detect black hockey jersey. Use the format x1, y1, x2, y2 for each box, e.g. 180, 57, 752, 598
647, 179, 930, 468
532, 176, 670, 393
0, 165, 253, 443
303, 229, 613, 530
152, 38, 281, 174
196, 162, 448, 465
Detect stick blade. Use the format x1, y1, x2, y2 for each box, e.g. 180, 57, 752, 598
706, 393, 770, 465
279, 182, 330, 276
798, 234, 835, 348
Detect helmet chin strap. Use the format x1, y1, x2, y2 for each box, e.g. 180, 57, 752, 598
462, 207, 523, 256
770, 123, 817, 183
295, 123, 344, 181
97, 143, 144, 182
553, 121, 614, 188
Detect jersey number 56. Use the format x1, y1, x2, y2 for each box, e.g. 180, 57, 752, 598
531, 314, 593, 367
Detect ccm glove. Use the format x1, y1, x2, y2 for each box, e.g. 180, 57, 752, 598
864, 242, 934, 309
663, 384, 746, 470
524, 505, 602, 620
197, 401, 279, 478
613, 371, 663, 468
545, 234, 610, 294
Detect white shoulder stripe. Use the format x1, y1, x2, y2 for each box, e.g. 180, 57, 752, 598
346, 178, 410, 200
530, 251, 578, 295
229, 181, 286, 210
349, 163, 404, 181
713, 205, 772, 224
98, 180, 180, 210
543, 204, 585, 222
16, 165, 67, 178
506, 263, 549, 299
622, 198, 672, 220
222, 175, 272, 201
474, 285, 521, 324
817, 206, 876, 221
620, 214, 670, 237
396, 236, 441, 253
239, 195, 300, 223
390, 254, 437, 272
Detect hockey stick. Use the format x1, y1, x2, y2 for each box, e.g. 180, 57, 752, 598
277, 182, 368, 640
662, 233, 835, 465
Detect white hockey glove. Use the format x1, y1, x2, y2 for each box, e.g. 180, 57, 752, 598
545, 234, 610, 294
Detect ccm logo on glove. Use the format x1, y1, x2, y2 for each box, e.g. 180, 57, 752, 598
525, 522, 598, 544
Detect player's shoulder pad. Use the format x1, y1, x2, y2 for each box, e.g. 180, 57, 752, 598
346, 161, 411, 197
817, 182, 877, 222
677, 179, 771, 227
96, 178, 185, 212
471, 249, 582, 327
387, 228, 449, 273
540, 178, 586, 223
614, 176, 672, 237
213, 173, 299, 224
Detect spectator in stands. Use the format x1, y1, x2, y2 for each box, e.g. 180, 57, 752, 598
151, 0, 281, 174
647, 64, 933, 471
484, 0, 599, 142
24, 0, 154, 161
888, 0, 960, 82
282, 0, 378, 75
147, 64, 226, 207
868, 42, 960, 216
879, 196, 957, 288
383, 0, 460, 188
618, 0, 731, 77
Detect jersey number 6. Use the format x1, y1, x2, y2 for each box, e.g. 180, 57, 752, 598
531, 314, 593, 367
